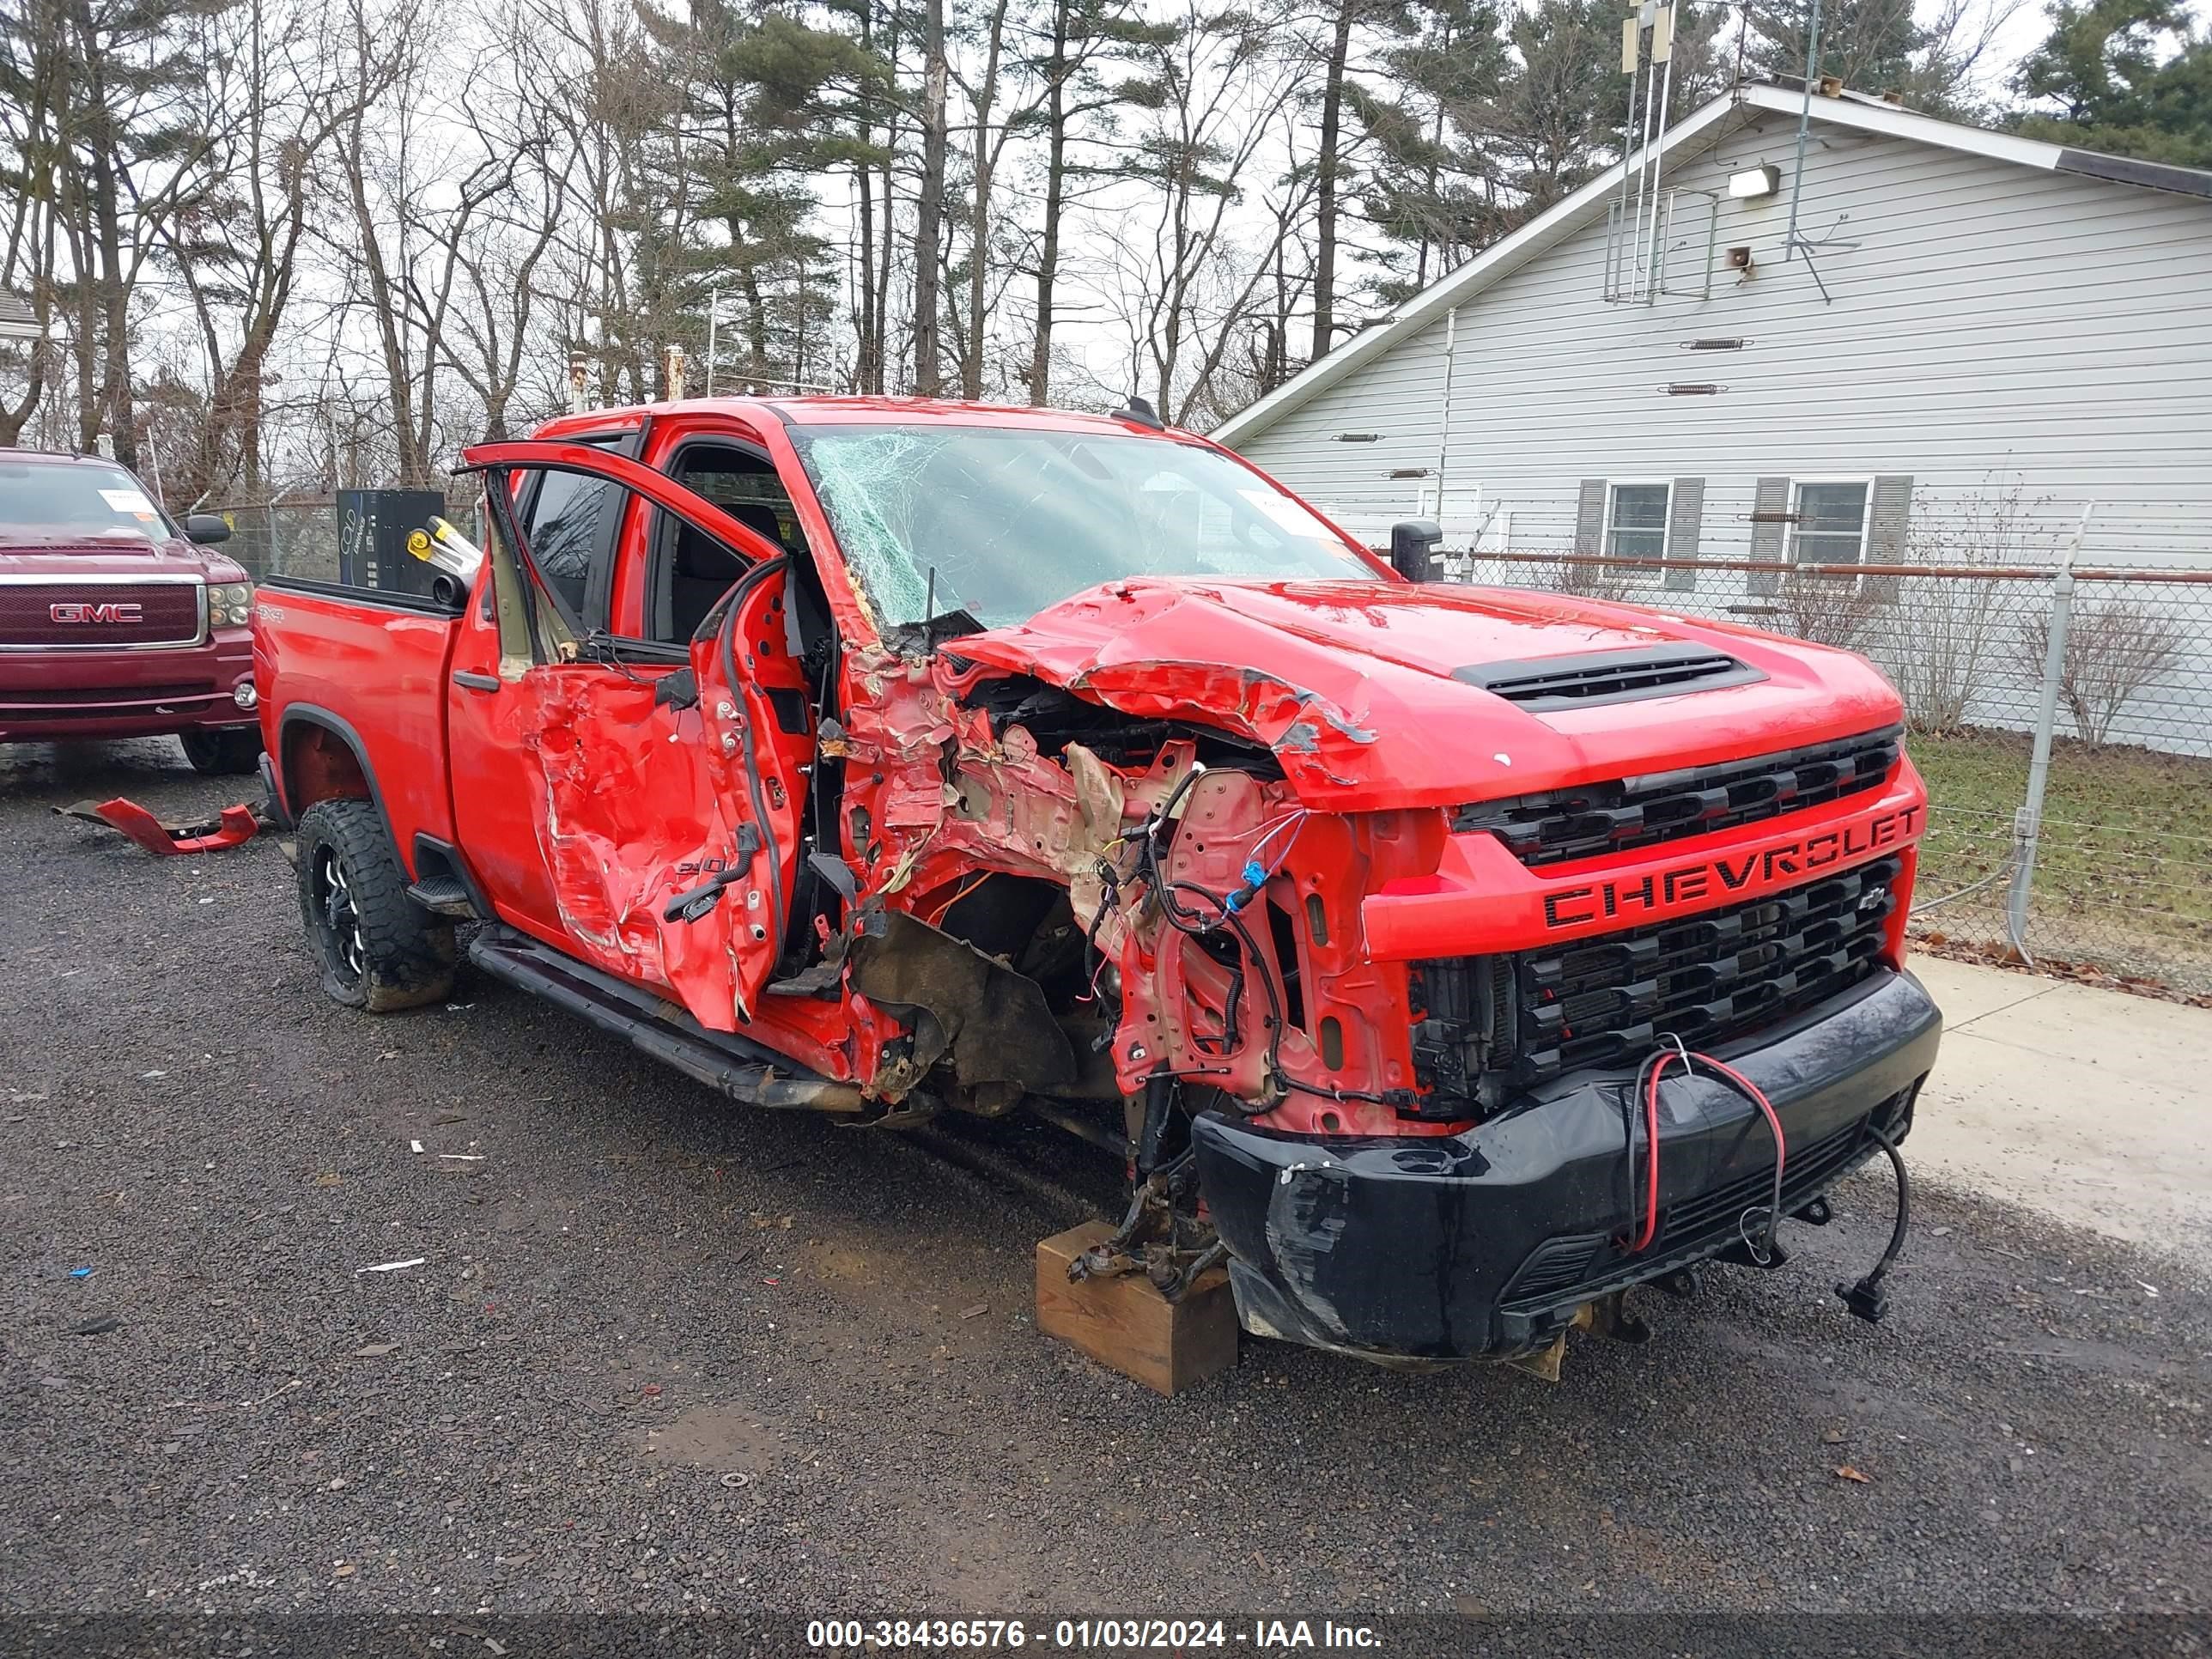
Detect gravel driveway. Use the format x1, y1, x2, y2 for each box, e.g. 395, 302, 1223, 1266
2, 738, 2207, 1640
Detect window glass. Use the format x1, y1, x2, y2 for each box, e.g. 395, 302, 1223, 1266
787, 425, 1377, 630
0, 458, 174, 542
521, 465, 619, 618
1793, 482, 1869, 565
1607, 483, 1669, 574
671, 448, 804, 554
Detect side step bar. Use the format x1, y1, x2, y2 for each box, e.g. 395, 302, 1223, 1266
467, 927, 869, 1114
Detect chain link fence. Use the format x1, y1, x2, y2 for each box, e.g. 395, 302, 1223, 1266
1437, 541, 2212, 994
212, 501, 341, 584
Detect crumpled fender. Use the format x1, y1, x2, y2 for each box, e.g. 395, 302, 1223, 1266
64, 798, 261, 855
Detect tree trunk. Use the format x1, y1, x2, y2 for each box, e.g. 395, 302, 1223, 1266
1310, 0, 1353, 366
912, 0, 946, 397
1026, 0, 1069, 405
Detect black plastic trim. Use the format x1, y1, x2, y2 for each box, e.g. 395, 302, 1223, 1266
1453, 641, 1764, 710
1193, 967, 1942, 1363
410, 833, 495, 921
262, 574, 464, 618
467, 927, 866, 1113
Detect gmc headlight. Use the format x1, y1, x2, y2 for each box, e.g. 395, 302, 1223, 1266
210, 582, 254, 628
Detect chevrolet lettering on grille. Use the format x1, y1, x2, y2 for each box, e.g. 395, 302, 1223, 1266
1540, 802, 1924, 930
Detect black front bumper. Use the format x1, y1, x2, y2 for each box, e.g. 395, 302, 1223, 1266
1192, 967, 1942, 1363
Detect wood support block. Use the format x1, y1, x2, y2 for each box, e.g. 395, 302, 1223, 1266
1035, 1221, 1240, 1396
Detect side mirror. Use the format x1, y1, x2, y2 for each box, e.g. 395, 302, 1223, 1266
185, 513, 231, 545
1389, 519, 1442, 581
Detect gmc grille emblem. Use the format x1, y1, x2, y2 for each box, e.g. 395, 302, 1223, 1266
48, 601, 144, 623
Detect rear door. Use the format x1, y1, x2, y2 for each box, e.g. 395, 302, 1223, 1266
454, 441, 807, 1030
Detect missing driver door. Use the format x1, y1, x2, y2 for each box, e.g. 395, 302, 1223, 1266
460, 441, 807, 1030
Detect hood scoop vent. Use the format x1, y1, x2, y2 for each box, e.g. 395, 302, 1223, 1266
1455, 641, 1763, 711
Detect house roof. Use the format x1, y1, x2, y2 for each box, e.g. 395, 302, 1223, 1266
1214, 79, 2212, 448
0, 291, 40, 341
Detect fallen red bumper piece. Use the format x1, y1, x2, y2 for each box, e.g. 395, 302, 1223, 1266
61, 797, 262, 855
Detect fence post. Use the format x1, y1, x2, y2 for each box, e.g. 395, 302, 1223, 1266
2006, 503, 2092, 958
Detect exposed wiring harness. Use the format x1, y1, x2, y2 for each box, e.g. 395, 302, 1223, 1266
1628, 1036, 1913, 1324
1836, 1121, 1911, 1322
1118, 770, 1400, 1112
1626, 1037, 1788, 1261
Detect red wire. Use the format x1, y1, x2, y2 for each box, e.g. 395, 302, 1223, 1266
1693, 1052, 1789, 1200
1632, 1050, 1672, 1254
1627, 1047, 1788, 1256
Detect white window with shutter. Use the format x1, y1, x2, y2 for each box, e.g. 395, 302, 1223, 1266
1791, 479, 1873, 568
1602, 480, 1670, 582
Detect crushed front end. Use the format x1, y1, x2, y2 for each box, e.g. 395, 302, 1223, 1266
859, 579, 1940, 1368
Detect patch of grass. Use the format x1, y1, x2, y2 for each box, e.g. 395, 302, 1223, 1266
1907, 728, 2212, 984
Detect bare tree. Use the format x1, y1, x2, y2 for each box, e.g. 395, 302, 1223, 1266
1103, 2, 1312, 424
911, 0, 947, 394
2017, 600, 2187, 749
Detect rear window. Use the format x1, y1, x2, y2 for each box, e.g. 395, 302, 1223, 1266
0, 457, 174, 541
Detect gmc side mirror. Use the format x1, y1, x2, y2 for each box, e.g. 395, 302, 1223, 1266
185, 513, 232, 545
1389, 519, 1441, 581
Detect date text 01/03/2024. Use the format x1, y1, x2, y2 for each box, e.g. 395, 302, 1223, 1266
804, 1618, 1384, 1650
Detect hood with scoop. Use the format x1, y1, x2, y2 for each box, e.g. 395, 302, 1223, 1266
949, 576, 1905, 812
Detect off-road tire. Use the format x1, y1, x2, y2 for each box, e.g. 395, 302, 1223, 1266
295, 798, 455, 1012
180, 727, 264, 775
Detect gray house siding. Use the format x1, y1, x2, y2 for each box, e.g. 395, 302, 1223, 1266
1231, 106, 2212, 750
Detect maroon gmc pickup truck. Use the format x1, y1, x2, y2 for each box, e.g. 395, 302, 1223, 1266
0, 448, 263, 772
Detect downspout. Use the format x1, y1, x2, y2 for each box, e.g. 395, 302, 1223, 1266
1433, 307, 1457, 520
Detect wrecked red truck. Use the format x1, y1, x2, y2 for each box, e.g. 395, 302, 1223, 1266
252, 396, 1939, 1368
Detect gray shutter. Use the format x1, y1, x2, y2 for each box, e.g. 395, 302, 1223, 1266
1573, 478, 1607, 556
1746, 475, 1791, 596
1664, 476, 1703, 592
1863, 475, 1911, 605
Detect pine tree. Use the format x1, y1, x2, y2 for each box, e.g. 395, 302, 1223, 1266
2012, 0, 2212, 167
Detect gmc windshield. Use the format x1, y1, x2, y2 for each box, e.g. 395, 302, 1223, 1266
0, 458, 174, 542
787, 425, 1380, 629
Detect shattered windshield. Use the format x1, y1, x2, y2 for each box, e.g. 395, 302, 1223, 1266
787, 424, 1381, 630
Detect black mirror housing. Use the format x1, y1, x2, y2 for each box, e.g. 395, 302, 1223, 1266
185, 513, 232, 545
1389, 519, 1442, 581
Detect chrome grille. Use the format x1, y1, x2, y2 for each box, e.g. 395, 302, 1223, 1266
0, 580, 204, 647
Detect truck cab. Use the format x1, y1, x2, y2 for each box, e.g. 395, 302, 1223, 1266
254, 397, 1940, 1368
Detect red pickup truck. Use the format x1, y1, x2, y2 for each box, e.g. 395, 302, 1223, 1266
254, 396, 1940, 1368
1, 448, 263, 771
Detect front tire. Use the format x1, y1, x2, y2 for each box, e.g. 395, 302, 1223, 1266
295, 799, 455, 1012
181, 727, 264, 775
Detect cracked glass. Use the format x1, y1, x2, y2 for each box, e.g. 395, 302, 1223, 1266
787, 426, 1380, 630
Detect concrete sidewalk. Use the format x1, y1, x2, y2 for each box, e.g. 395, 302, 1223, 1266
1908, 954, 2212, 1249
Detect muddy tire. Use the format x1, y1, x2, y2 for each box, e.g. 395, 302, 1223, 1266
180, 727, 263, 775
295, 799, 455, 1012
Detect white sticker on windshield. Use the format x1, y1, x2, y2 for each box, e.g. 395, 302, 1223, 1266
100, 487, 158, 515
1238, 489, 1332, 540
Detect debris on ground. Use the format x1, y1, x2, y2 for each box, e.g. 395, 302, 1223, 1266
57, 798, 261, 856
356, 1258, 426, 1275
1833, 1465, 1873, 1484
70, 1315, 122, 1336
